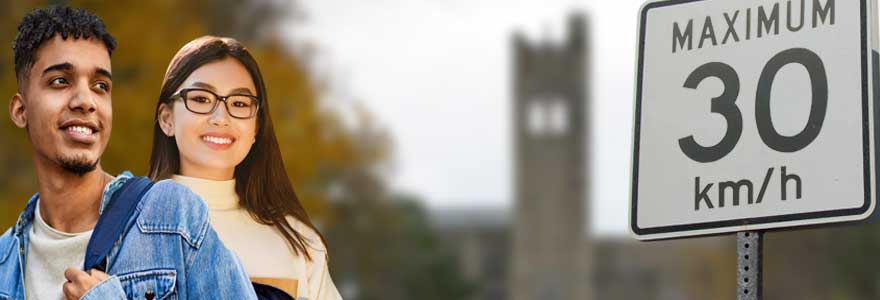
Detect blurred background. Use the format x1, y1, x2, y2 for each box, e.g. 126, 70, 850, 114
1, 0, 880, 299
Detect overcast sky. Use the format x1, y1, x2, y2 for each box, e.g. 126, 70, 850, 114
288, 0, 643, 236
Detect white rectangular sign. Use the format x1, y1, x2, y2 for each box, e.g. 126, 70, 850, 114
632, 0, 878, 240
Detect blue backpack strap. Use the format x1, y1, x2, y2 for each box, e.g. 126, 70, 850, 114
83, 176, 154, 272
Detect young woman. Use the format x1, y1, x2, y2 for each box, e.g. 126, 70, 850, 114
148, 36, 342, 299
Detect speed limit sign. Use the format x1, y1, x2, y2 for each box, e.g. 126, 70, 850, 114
631, 0, 879, 240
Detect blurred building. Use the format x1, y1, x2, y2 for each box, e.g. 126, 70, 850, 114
510, 13, 591, 300
429, 13, 733, 300
431, 207, 511, 300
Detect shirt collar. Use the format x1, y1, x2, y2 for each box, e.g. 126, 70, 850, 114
13, 171, 134, 236
171, 174, 239, 210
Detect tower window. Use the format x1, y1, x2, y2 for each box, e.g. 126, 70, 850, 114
528, 100, 548, 135
526, 97, 569, 137
548, 97, 569, 134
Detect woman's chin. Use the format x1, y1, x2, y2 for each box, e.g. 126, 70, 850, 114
180, 158, 237, 179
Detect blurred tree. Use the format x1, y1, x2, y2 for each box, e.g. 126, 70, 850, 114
825, 222, 880, 299
0, 0, 50, 225
314, 107, 473, 299
764, 222, 880, 300
325, 157, 475, 299
197, 0, 296, 44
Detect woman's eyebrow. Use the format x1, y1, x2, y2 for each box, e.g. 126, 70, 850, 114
229, 87, 254, 95
190, 81, 217, 91
189, 81, 253, 95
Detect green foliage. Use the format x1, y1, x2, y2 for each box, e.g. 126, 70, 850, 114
327, 184, 475, 299
764, 222, 880, 300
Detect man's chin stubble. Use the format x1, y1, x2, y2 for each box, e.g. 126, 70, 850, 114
58, 155, 99, 177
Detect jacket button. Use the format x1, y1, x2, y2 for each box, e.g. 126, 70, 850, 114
145, 290, 155, 300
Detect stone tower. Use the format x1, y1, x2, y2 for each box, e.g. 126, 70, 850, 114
510, 14, 591, 300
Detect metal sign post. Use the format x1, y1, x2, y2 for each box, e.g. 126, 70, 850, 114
737, 231, 762, 300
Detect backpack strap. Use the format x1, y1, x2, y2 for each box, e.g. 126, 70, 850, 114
83, 176, 154, 272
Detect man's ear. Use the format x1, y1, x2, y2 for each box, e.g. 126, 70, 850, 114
9, 93, 27, 129
157, 103, 174, 137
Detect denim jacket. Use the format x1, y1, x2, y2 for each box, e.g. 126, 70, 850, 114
0, 172, 257, 299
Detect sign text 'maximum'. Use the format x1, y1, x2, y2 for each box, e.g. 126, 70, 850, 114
672, 0, 836, 54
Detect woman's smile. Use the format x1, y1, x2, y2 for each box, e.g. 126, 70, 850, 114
200, 132, 236, 150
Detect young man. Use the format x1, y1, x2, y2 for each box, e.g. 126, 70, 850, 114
0, 6, 257, 299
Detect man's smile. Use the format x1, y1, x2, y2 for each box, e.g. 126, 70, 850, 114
59, 119, 100, 144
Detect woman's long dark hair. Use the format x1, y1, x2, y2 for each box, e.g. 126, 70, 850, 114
149, 36, 325, 261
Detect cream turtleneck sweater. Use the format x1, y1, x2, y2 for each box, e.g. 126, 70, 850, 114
172, 175, 342, 300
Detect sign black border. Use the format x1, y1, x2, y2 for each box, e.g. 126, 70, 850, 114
632, 0, 873, 238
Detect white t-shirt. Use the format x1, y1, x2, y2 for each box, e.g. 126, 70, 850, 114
173, 175, 342, 300
25, 201, 94, 300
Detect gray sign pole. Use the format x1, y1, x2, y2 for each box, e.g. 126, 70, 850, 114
737, 231, 762, 300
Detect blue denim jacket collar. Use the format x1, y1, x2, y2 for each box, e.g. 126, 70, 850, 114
10, 171, 133, 237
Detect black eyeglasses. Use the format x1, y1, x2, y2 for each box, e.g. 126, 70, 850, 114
169, 88, 260, 119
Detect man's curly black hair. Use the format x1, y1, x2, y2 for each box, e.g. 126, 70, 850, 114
12, 6, 116, 85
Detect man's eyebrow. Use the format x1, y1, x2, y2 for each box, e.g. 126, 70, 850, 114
95, 68, 112, 80
41, 63, 73, 76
